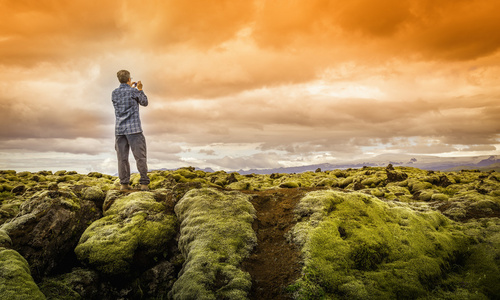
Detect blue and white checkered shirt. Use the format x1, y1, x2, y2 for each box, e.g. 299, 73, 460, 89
112, 83, 148, 135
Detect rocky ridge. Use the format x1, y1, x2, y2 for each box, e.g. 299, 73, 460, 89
0, 166, 499, 299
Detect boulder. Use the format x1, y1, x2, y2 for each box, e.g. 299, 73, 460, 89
386, 170, 408, 183
0, 189, 102, 280
75, 191, 177, 276
81, 186, 106, 208
0, 247, 46, 299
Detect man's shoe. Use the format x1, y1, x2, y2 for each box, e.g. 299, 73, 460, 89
120, 184, 130, 190
140, 184, 149, 191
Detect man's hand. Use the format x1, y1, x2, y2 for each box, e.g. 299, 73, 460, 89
137, 81, 143, 91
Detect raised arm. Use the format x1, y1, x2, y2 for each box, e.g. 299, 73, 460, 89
133, 81, 148, 106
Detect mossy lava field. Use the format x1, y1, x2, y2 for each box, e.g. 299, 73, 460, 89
1, 166, 499, 299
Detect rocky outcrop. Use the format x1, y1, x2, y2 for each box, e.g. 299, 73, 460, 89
287, 190, 498, 299
75, 191, 178, 276
170, 188, 257, 300
0, 189, 102, 280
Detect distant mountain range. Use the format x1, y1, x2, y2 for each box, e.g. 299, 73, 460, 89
217, 155, 500, 175
155, 155, 500, 175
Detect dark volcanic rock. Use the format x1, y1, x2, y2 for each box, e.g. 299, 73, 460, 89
227, 173, 238, 184
11, 185, 26, 195
353, 181, 364, 191
436, 175, 452, 187
0, 189, 102, 280
386, 170, 408, 182
140, 261, 177, 298
39, 268, 100, 300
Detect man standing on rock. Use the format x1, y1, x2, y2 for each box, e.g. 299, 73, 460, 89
112, 70, 150, 191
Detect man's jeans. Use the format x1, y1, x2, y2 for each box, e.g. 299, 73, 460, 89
115, 133, 150, 185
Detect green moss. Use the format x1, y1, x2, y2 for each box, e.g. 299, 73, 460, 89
340, 176, 354, 188
147, 171, 174, 190
75, 192, 177, 275
371, 189, 385, 197
170, 188, 256, 300
227, 181, 251, 190
129, 173, 141, 186
288, 190, 470, 299
0, 229, 11, 247
418, 190, 436, 201
315, 178, 338, 187
280, 181, 300, 188
175, 168, 198, 179
5, 175, 19, 182
103, 192, 165, 216
361, 176, 383, 188
451, 190, 493, 203
0, 247, 46, 299
17, 171, 31, 178
431, 193, 449, 201
450, 218, 500, 298
408, 179, 433, 193
383, 184, 413, 201
0, 170, 17, 175
0, 190, 15, 200
81, 186, 105, 202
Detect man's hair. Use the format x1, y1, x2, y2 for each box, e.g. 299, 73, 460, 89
117, 70, 130, 83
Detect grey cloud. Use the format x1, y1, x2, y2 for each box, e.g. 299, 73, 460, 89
206, 152, 283, 170
142, 92, 500, 153
0, 138, 112, 155
199, 149, 216, 156
0, 97, 112, 140
461, 145, 497, 152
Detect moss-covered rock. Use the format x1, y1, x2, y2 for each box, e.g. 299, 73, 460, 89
81, 186, 105, 202
431, 193, 449, 202
75, 192, 177, 275
280, 181, 300, 188
0, 229, 12, 247
0, 247, 46, 299
0, 189, 102, 280
170, 188, 257, 300
0, 194, 22, 224
288, 190, 473, 299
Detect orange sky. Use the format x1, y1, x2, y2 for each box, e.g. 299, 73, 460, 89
1, 0, 499, 173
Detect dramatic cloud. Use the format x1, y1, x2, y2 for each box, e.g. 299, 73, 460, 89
0, 0, 499, 173
253, 0, 500, 60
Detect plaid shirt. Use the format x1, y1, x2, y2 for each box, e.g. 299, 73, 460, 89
112, 83, 148, 135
